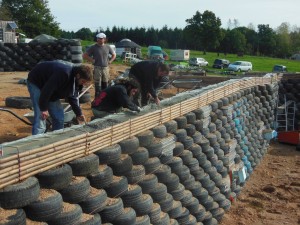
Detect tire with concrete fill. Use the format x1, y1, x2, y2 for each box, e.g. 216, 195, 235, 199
173, 142, 184, 156
121, 184, 142, 207
118, 136, 139, 154
59, 176, 90, 204
112, 207, 136, 225
0, 177, 40, 209
132, 194, 153, 216
168, 156, 183, 173
139, 174, 158, 194
5, 96, 32, 109
80, 213, 102, 225
182, 136, 194, 149
177, 165, 191, 182
189, 181, 203, 196
159, 193, 174, 213
174, 129, 187, 142
95, 144, 122, 165
79, 187, 107, 214
159, 212, 171, 225
174, 116, 187, 129
168, 200, 183, 219
151, 124, 167, 138
104, 175, 128, 198
149, 183, 167, 202
148, 203, 162, 224
165, 173, 180, 192
130, 147, 149, 165
185, 196, 200, 214
125, 164, 146, 184
147, 139, 163, 157
180, 150, 193, 165
24, 189, 63, 222
181, 175, 195, 192
36, 164, 73, 190
144, 157, 161, 174
48, 202, 82, 225
175, 207, 190, 224
170, 183, 185, 201
154, 164, 171, 182
0, 208, 26, 225
68, 153, 99, 176
193, 205, 206, 222
87, 164, 113, 189
164, 120, 178, 133
135, 215, 151, 225
100, 197, 124, 223
136, 130, 154, 147
110, 154, 133, 176
185, 112, 196, 124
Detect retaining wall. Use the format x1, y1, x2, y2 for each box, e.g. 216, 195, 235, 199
0, 76, 281, 224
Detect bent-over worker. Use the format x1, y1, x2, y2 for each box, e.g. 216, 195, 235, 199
129, 60, 169, 107
91, 78, 141, 118
27, 60, 92, 135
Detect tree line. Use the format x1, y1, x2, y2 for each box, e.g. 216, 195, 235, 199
1, 0, 300, 58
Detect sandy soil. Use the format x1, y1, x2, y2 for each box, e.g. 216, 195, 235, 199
0, 64, 299, 225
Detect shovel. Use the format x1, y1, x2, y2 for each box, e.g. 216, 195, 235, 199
64, 84, 93, 112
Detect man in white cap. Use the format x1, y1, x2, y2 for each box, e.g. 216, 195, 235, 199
83, 32, 116, 98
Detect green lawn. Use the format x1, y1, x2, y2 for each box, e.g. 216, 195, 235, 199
81, 41, 300, 73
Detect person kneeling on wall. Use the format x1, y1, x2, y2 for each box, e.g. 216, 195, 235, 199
91, 78, 141, 118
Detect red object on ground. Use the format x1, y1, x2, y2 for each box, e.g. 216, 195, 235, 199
277, 131, 300, 145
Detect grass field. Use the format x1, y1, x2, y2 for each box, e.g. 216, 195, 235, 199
81, 41, 300, 73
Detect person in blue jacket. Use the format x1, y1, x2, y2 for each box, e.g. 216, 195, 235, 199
91, 78, 141, 118
27, 60, 92, 135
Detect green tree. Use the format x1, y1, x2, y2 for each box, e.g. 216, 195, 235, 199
75, 28, 93, 41
290, 26, 300, 54
257, 24, 276, 56
227, 28, 247, 54
1, 0, 60, 37
275, 22, 291, 58
0, 4, 12, 20
184, 10, 222, 54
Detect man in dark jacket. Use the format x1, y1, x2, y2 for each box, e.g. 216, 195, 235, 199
129, 60, 169, 106
91, 78, 140, 118
27, 60, 92, 135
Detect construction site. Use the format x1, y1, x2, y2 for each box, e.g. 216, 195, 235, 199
0, 63, 299, 224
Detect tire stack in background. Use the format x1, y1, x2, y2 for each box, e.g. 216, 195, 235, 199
0, 83, 279, 225
0, 39, 83, 72
278, 75, 300, 129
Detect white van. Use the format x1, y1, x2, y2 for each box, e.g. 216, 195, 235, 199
228, 61, 252, 72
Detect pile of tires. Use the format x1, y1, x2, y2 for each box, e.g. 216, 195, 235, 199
278, 77, 300, 129
0, 39, 83, 72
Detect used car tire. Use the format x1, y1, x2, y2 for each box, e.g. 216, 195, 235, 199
5, 96, 32, 109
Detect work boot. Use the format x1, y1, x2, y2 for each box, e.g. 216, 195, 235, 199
94, 86, 101, 98
101, 82, 108, 90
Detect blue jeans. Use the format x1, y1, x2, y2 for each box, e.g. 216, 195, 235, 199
27, 81, 64, 135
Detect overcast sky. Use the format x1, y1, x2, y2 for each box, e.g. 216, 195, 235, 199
48, 0, 299, 32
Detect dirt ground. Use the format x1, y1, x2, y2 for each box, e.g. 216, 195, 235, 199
0, 64, 299, 225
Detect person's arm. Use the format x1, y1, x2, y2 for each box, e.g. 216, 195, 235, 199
117, 87, 140, 111
109, 52, 116, 64
83, 52, 94, 64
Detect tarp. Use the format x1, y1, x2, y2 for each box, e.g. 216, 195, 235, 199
115, 38, 141, 48
30, 34, 57, 43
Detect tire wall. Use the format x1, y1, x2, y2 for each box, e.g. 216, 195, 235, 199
278, 76, 300, 129
0, 82, 279, 224
0, 39, 82, 72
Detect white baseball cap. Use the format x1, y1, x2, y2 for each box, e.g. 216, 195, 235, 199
96, 33, 106, 39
